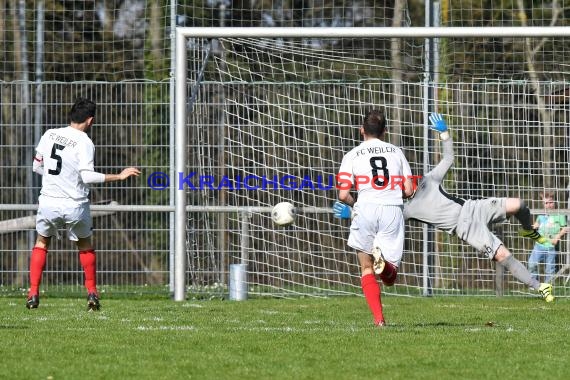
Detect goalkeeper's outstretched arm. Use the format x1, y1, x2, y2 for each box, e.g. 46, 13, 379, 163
427, 113, 455, 183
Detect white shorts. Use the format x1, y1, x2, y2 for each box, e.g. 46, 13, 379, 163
347, 202, 405, 267
36, 195, 92, 241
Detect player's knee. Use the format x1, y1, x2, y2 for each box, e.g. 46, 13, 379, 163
35, 234, 50, 249
76, 236, 94, 251
506, 198, 524, 215
493, 246, 510, 262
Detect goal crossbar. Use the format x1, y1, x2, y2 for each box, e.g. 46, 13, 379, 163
177, 26, 570, 39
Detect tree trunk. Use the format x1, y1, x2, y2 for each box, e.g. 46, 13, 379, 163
516, 0, 561, 191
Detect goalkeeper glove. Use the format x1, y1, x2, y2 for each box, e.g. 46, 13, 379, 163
428, 112, 450, 140
333, 201, 352, 219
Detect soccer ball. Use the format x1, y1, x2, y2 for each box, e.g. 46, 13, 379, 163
271, 202, 297, 226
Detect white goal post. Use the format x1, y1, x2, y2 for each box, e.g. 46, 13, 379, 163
174, 27, 570, 301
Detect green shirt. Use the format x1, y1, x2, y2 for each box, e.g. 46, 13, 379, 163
536, 214, 567, 248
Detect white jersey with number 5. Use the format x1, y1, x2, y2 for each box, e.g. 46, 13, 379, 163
36, 126, 95, 202
338, 138, 411, 205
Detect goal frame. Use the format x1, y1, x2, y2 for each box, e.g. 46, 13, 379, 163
174, 26, 570, 301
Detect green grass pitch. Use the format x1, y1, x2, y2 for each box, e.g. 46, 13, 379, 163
0, 295, 568, 379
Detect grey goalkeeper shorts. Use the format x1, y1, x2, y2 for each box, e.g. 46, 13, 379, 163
454, 198, 507, 259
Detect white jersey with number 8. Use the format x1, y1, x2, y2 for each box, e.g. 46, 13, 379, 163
35, 126, 95, 202
338, 138, 411, 205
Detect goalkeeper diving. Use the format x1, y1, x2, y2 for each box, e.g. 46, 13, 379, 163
403, 113, 554, 302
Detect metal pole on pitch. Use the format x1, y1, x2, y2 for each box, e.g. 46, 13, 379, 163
174, 32, 213, 301
167, 0, 177, 295
174, 31, 188, 302
421, 0, 439, 297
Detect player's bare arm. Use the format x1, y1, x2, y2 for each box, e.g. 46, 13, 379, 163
338, 188, 355, 207
80, 167, 141, 184
402, 177, 414, 199
32, 153, 44, 175
550, 226, 570, 245
106, 167, 141, 182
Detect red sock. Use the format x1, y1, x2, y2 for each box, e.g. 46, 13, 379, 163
380, 262, 398, 286
29, 247, 47, 296
361, 273, 384, 325
79, 249, 98, 294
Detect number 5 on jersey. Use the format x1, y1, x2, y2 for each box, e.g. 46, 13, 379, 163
48, 143, 65, 175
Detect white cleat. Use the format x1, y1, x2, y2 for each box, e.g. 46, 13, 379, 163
372, 247, 385, 275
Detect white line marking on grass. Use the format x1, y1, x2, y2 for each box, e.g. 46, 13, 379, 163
182, 303, 204, 308
436, 304, 462, 308
230, 324, 367, 333
231, 326, 296, 332
465, 326, 516, 332
260, 309, 279, 315
136, 325, 196, 331
303, 320, 323, 324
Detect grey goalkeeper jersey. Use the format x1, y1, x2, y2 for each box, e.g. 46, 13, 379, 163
403, 138, 465, 234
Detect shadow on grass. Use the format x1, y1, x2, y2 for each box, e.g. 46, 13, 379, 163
0, 325, 29, 330
382, 321, 499, 329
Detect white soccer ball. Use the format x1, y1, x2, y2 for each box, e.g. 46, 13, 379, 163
271, 202, 297, 226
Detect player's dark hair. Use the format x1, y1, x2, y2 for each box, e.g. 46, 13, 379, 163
70, 98, 96, 123
362, 110, 387, 138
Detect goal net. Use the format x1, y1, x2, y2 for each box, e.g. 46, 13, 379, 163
176, 27, 570, 299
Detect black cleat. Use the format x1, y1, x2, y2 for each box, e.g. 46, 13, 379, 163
26, 294, 40, 309
87, 293, 100, 311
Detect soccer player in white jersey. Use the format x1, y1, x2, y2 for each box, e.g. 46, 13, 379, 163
27, 98, 140, 310
333, 110, 415, 326
404, 113, 554, 303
